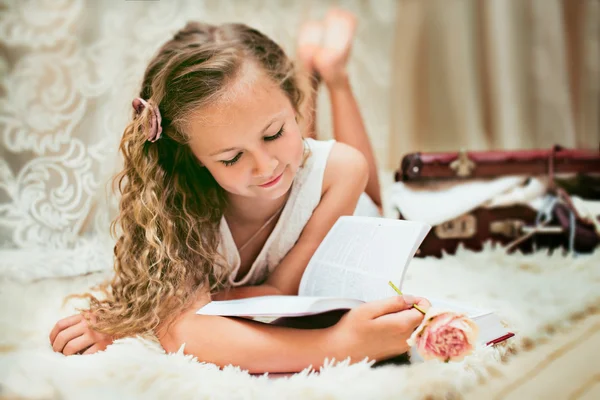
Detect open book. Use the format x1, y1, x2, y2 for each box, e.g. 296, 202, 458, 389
197, 216, 513, 346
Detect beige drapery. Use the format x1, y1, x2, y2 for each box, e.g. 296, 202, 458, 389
0, 0, 398, 253
1, 0, 598, 259
388, 0, 600, 169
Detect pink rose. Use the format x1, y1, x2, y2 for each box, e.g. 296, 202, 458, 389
407, 308, 479, 362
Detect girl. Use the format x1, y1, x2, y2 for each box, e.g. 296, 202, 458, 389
49, 9, 429, 374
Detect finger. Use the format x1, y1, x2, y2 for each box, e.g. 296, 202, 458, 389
373, 296, 430, 326
414, 297, 432, 314
80, 310, 96, 322
375, 307, 425, 330
359, 296, 416, 319
52, 322, 86, 353
49, 314, 82, 344
82, 343, 102, 355
399, 296, 431, 313
403, 307, 427, 328
77, 343, 92, 355
63, 334, 95, 356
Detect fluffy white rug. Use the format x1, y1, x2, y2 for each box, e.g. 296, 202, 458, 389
1, 244, 599, 400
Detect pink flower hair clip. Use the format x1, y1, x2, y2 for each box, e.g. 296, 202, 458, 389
132, 97, 163, 142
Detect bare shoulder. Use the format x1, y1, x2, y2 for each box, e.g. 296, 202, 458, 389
322, 142, 368, 194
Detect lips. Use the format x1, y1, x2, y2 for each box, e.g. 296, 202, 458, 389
258, 171, 284, 188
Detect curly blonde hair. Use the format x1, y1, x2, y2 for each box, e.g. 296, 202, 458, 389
83, 22, 309, 338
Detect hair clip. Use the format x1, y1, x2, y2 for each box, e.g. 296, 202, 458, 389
132, 97, 162, 142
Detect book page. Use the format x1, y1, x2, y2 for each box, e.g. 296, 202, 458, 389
428, 298, 492, 319
196, 295, 364, 318
299, 217, 430, 302
427, 298, 510, 344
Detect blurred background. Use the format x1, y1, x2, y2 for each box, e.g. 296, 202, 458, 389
0, 0, 598, 271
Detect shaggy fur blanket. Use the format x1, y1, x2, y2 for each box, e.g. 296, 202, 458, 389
1, 245, 599, 399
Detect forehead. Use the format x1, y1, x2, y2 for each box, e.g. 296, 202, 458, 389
185, 65, 293, 156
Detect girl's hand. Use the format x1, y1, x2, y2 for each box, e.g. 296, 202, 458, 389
49, 312, 114, 355
332, 296, 430, 361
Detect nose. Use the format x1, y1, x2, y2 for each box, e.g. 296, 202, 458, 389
252, 149, 278, 179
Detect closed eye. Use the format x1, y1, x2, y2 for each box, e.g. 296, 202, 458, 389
221, 152, 242, 166
264, 125, 284, 141
220, 124, 285, 167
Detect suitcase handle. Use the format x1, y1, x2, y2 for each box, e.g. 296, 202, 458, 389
490, 220, 564, 238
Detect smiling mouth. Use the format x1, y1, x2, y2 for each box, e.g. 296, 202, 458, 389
258, 171, 284, 187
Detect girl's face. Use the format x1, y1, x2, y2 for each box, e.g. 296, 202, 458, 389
186, 69, 305, 201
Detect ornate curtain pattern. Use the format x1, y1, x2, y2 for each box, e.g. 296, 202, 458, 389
0, 0, 397, 279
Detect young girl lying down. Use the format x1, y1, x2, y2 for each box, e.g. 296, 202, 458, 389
49, 9, 429, 374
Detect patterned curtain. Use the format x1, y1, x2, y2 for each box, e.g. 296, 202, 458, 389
0, 0, 397, 278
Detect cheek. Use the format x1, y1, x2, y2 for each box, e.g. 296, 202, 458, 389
293, 139, 305, 168
280, 132, 304, 167
204, 165, 247, 191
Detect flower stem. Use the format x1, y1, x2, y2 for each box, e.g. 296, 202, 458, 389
388, 281, 427, 315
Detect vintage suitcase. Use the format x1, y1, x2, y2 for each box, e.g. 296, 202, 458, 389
393, 146, 600, 257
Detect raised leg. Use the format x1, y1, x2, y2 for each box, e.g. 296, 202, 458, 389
313, 9, 383, 209
296, 21, 323, 140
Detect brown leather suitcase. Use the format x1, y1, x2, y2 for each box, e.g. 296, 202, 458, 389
394, 146, 600, 257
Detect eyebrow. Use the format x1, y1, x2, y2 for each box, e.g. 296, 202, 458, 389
209, 115, 281, 156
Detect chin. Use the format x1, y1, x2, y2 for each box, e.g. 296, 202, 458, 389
253, 168, 295, 200
261, 178, 293, 200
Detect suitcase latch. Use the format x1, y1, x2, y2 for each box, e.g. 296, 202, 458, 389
435, 214, 477, 239
450, 149, 475, 177
490, 220, 524, 238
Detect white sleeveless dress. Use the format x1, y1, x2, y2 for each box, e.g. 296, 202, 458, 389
218, 138, 379, 287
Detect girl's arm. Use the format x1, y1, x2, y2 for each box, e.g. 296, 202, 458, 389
212, 143, 368, 299
159, 304, 343, 374
265, 142, 368, 295
158, 291, 428, 374
211, 284, 281, 300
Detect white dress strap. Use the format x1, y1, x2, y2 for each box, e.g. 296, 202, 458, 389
219, 138, 336, 287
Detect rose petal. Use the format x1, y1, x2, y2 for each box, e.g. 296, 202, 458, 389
409, 309, 479, 362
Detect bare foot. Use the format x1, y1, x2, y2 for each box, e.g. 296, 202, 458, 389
296, 20, 323, 139
296, 20, 324, 77
313, 8, 357, 88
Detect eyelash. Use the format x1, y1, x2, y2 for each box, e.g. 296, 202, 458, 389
220, 125, 285, 167
222, 153, 242, 167
264, 126, 284, 142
